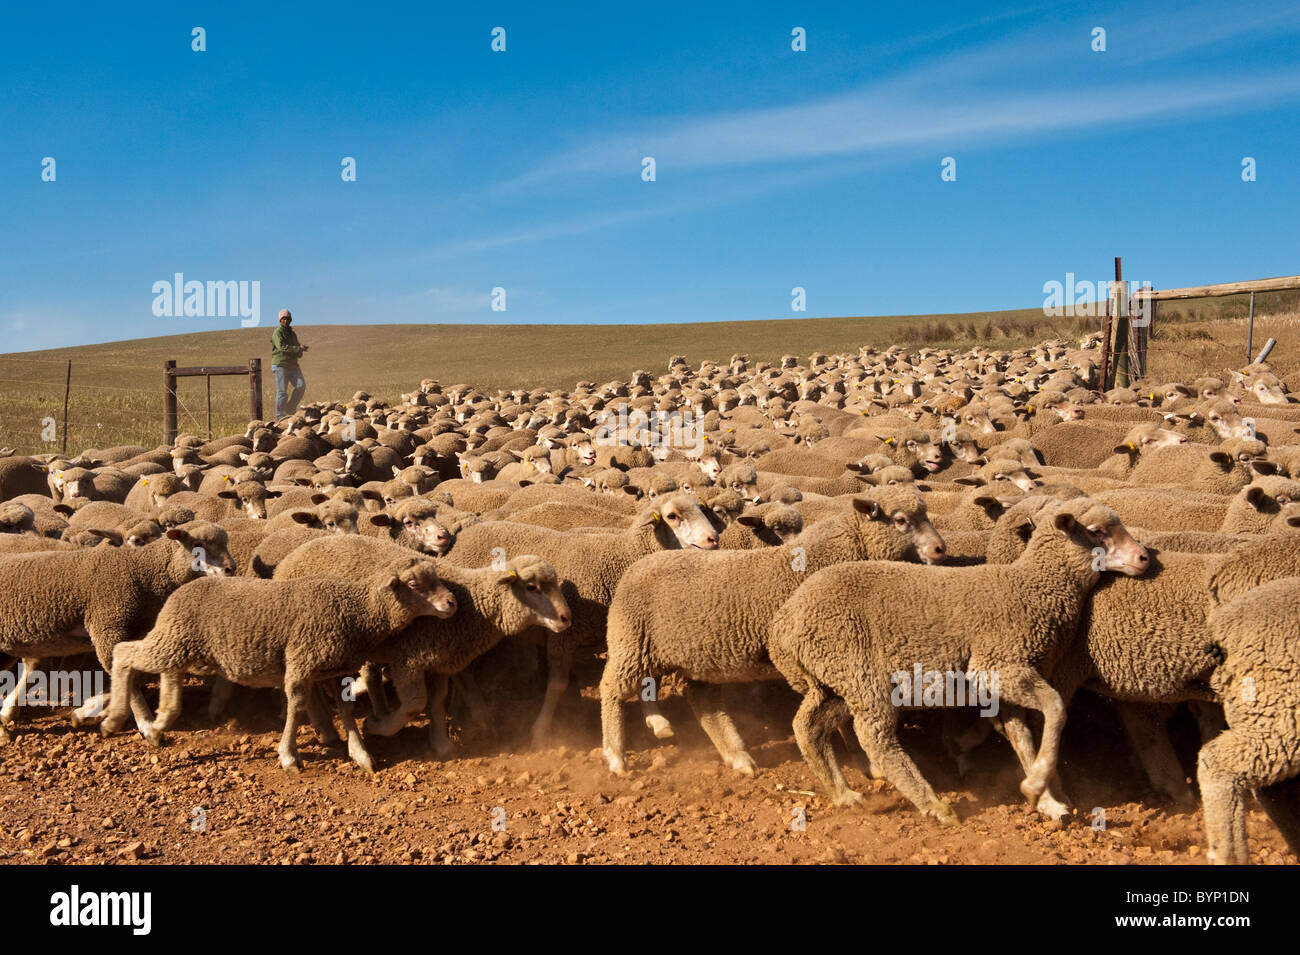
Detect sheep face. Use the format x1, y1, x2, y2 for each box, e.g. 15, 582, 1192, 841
382, 557, 457, 619
735, 503, 803, 545
290, 501, 360, 535
1250, 374, 1288, 405
499, 557, 571, 633
1114, 424, 1187, 457
124, 520, 163, 547
851, 490, 946, 564
166, 522, 236, 577
1052, 502, 1148, 577
641, 494, 719, 550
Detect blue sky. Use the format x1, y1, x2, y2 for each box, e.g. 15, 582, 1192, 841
2, 0, 1299, 350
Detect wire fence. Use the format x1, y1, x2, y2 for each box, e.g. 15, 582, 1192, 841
0, 356, 257, 457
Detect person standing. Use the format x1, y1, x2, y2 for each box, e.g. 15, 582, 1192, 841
271, 308, 308, 418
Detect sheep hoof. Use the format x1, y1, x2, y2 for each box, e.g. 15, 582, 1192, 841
280, 756, 302, 774
1035, 793, 1072, 822
430, 741, 455, 761
930, 802, 960, 827
348, 742, 375, 774
644, 714, 675, 739
603, 749, 628, 776
727, 753, 757, 776
833, 790, 866, 809
99, 717, 123, 736
1019, 777, 1047, 803
140, 727, 163, 747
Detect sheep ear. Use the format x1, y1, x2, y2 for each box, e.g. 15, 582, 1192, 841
164, 527, 191, 544
290, 511, 316, 525
1052, 512, 1077, 534
496, 569, 519, 587
368, 513, 395, 527
217, 489, 238, 499
392, 466, 402, 478
621, 485, 641, 496
310, 493, 329, 505
952, 476, 986, 487
736, 514, 762, 528
1251, 460, 1278, 476
1245, 486, 1269, 509
1208, 451, 1233, 469
851, 496, 883, 519
87, 528, 125, 546
53, 503, 75, 516
854, 473, 880, 485
1287, 514, 1300, 527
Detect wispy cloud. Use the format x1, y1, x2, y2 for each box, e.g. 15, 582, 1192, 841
511, 4, 1300, 186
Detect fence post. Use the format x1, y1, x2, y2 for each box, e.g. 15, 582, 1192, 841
206, 375, 212, 440
61, 360, 71, 455
164, 360, 178, 446
1247, 291, 1256, 363
249, 358, 263, 422
1112, 257, 1132, 389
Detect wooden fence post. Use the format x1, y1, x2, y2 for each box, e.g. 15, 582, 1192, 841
1112, 257, 1132, 389
61, 360, 71, 454
164, 360, 178, 446
249, 358, 263, 422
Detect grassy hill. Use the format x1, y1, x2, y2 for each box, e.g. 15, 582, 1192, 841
1, 291, 1296, 457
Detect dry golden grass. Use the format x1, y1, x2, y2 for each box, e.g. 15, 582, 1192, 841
0, 291, 1295, 457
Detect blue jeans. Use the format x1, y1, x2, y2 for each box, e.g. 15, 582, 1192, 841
273, 364, 306, 418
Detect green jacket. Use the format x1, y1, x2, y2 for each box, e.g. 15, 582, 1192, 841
271, 325, 303, 366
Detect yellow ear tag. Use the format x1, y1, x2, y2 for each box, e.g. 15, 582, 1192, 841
884, 437, 894, 445
1027, 405, 1034, 413
653, 513, 661, 523
509, 571, 518, 578
1127, 442, 1136, 451
141, 478, 148, 485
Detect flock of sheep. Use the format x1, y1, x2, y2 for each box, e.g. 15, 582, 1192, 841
1, 333, 1299, 865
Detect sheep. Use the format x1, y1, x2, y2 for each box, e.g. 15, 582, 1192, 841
277, 537, 570, 757
0, 521, 235, 740
599, 486, 946, 775
360, 496, 457, 555
123, 473, 188, 512
446, 492, 718, 746
1198, 576, 1300, 863
764, 496, 1148, 821
0, 503, 38, 535
1127, 438, 1269, 495
0, 455, 53, 500
101, 555, 455, 773
1218, 476, 1300, 533
718, 502, 804, 548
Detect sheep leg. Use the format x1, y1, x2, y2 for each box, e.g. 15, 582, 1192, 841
279, 677, 307, 773
641, 695, 675, 740
1255, 777, 1300, 857
363, 664, 426, 738
357, 662, 390, 717
850, 710, 957, 825
684, 680, 755, 775
1116, 702, 1195, 806
599, 660, 640, 776
426, 674, 455, 760
990, 666, 1066, 804
144, 672, 184, 744
100, 641, 161, 742
338, 690, 375, 774
0, 658, 38, 727
792, 687, 861, 807
529, 632, 574, 749
998, 709, 1072, 821
71, 690, 109, 726
207, 676, 235, 722
306, 682, 340, 744
1196, 733, 1250, 865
